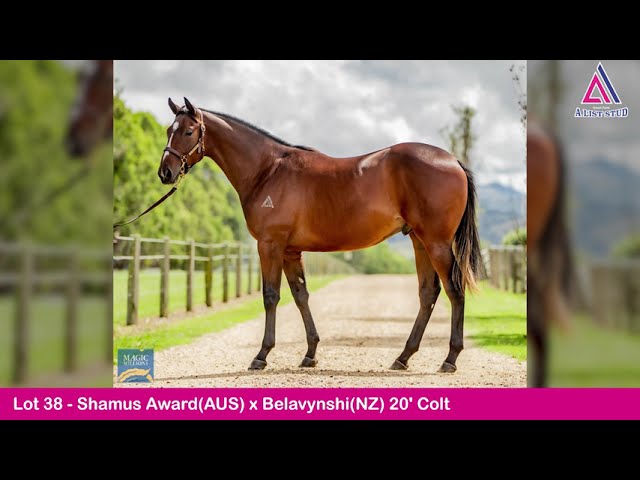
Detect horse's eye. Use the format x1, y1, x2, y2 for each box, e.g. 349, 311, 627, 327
186, 130, 193, 136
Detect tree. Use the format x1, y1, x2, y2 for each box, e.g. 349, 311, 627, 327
334, 242, 414, 274
440, 104, 476, 166
0, 60, 112, 245
113, 94, 248, 256
612, 234, 640, 258
502, 228, 527, 246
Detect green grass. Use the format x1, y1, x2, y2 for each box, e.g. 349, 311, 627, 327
0, 294, 110, 385
441, 280, 527, 361
113, 268, 255, 327
114, 275, 343, 359
550, 315, 640, 387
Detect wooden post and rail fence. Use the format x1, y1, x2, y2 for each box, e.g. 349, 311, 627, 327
483, 245, 527, 294
589, 259, 640, 334
484, 246, 639, 333
113, 235, 260, 326
0, 242, 111, 384
112, 234, 358, 326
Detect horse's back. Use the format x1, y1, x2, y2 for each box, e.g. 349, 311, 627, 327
389, 142, 455, 163
286, 142, 457, 175
282, 142, 466, 211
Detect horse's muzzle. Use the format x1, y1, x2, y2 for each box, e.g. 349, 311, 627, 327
158, 165, 175, 184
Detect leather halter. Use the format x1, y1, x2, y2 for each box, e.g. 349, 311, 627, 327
162, 108, 206, 183
113, 108, 206, 229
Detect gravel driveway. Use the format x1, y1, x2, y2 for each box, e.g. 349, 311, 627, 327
115, 275, 526, 388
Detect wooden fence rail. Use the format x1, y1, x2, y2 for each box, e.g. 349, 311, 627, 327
114, 235, 259, 326
485, 246, 527, 293
0, 242, 111, 384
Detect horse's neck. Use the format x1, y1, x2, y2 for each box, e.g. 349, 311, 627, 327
202, 112, 276, 200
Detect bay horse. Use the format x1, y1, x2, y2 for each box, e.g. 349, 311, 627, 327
159, 97, 482, 373
527, 117, 576, 387
66, 60, 113, 157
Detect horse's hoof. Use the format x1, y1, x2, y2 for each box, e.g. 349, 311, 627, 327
390, 359, 408, 370
299, 356, 318, 368
248, 359, 268, 370
438, 362, 457, 373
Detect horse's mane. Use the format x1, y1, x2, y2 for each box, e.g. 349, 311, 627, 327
201, 109, 314, 151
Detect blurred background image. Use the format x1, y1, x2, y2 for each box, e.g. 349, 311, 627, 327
0, 60, 113, 386
528, 60, 640, 386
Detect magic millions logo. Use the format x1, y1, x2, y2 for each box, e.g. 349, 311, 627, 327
117, 349, 154, 383
575, 62, 628, 119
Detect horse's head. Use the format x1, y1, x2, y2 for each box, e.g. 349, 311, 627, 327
66, 60, 113, 157
158, 97, 206, 184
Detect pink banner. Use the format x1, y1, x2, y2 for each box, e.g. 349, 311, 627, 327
1, 388, 639, 420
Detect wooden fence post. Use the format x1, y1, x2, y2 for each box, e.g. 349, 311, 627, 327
187, 239, 195, 312
488, 249, 496, 288
106, 254, 113, 364
160, 237, 170, 318
510, 250, 518, 293
501, 250, 509, 291
256, 252, 261, 293
247, 247, 253, 295
14, 244, 33, 384
590, 264, 605, 327
205, 244, 214, 307
236, 243, 243, 298
518, 250, 524, 293
126, 234, 141, 325
222, 242, 229, 303
65, 250, 80, 372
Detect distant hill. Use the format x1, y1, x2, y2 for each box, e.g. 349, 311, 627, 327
570, 157, 640, 257
476, 182, 526, 246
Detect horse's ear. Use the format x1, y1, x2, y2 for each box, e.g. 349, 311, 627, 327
168, 98, 180, 115
184, 97, 196, 116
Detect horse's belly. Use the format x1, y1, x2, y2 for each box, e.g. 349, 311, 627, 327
288, 213, 405, 252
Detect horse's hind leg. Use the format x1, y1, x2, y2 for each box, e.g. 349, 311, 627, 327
391, 233, 441, 370
283, 252, 319, 367
427, 242, 465, 373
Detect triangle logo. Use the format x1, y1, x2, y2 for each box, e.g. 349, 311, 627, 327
261, 196, 274, 208
581, 62, 621, 105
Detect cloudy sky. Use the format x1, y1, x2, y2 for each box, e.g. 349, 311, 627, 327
116, 60, 527, 192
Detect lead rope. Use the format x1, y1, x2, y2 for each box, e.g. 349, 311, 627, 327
112, 159, 186, 228
113, 109, 205, 229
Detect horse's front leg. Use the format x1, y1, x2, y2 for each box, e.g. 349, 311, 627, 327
249, 239, 285, 370
283, 251, 319, 367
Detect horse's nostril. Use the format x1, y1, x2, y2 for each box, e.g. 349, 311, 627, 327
159, 166, 172, 182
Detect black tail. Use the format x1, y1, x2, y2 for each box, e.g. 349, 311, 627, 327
452, 161, 483, 293
528, 128, 577, 387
